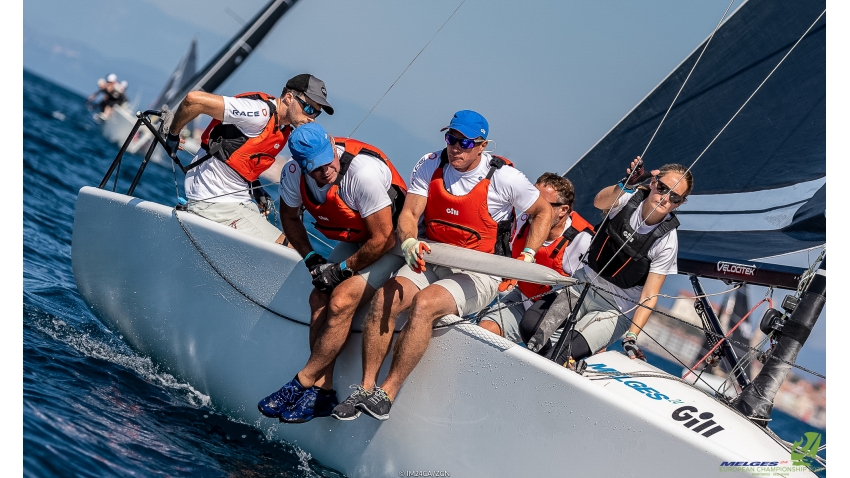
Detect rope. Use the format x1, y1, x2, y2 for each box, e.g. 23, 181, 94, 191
347, 0, 467, 137
584, 7, 826, 289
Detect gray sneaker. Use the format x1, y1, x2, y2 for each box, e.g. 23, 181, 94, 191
331, 385, 370, 421
356, 386, 392, 421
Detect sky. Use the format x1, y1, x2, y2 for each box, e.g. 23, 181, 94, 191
18, 0, 845, 440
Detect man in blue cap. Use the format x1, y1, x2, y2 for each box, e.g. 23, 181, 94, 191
330, 110, 553, 421
257, 123, 408, 423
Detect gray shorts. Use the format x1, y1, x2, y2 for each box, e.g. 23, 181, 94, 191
393, 263, 499, 318
478, 287, 525, 343
328, 242, 405, 290
188, 200, 283, 243
568, 267, 631, 353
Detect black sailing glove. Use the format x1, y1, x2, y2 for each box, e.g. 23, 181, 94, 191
311, 262, 348, 294
304, 252, 327, 276
618, 158, 651, 192
164, 132, 181, 158
622, 336, 647, 361
250, 180, 273, 214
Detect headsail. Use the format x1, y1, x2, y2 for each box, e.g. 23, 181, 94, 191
565, 0, 825, 261
167, 0, 299, 109
149, 38, 198, 110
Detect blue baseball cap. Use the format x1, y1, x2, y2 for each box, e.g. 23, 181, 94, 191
288, 123, 335, 172
441, 110, 488, 139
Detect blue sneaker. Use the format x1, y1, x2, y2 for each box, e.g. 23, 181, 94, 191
280, 387, 339, 423
314, 388, 339, 418
257, 376, 308, 418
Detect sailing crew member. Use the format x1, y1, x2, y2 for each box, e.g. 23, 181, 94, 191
553, 157, 693, 365
330, 110, 553, 422
478, 173, 594, 344
164, 74, 334, 244
88, 73, 126, 120
257, 123, 407, 423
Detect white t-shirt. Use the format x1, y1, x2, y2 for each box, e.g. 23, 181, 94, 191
184, 96, 278, 203
408, 150, 540, 222
513, 212, 593, 307
578, 190, 678, 314
278, 145, 392, 218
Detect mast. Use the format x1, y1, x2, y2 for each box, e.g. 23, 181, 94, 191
168, 0, 300, 109
733, 258, 826, 425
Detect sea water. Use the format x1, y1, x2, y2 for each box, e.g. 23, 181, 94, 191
23, 69, 825, 477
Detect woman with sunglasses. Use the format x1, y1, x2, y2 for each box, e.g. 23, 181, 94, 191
164, 73, 333, 244
552, 157, 693, 365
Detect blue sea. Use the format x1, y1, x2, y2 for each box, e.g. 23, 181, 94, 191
22, 69, 825, 477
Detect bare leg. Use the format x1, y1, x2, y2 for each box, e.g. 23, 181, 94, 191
298, 276, 375, 390
380, 284, 458, 400
360, 277, 419, 390
479, 320, 503, 337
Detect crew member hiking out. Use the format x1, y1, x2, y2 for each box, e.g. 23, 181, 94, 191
551, 157, 693, 365
478, 173, 593, 345
165, 73, 333, 244
257, 123, 407, 423
330, 110, 553, 422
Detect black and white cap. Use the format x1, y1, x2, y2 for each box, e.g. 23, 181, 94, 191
285, 74, 334, 115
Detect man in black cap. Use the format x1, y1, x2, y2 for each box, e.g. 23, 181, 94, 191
165, 74, 334, 243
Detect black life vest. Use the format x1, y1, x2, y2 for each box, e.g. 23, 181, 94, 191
585, 189, 679, 289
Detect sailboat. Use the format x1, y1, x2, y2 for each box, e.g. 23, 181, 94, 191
97, 0, 300, 165
71, 0, 826, 476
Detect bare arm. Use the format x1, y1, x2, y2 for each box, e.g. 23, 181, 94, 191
630, 272, 667, 337
168, 91, 225, 135
345, 206, 395, 271
397, 193, 428, 243
521, 196, 554, 252
279, 202, 313, 257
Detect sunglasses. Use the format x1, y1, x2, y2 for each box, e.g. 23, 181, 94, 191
652, 176, 686, 204
295, 95, 321, 118
445, 133, 484, 149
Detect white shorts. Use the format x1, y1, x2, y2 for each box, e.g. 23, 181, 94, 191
477, 287, 524, 343
187, 200, 283, 243
393, 263, 500, 318
328, 242, 405, 290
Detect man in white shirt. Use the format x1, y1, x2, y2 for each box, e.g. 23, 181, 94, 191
331, 110, 553, 422
165, 74, 334, 243
478, 173, 594, 344
257, 123, 407, 423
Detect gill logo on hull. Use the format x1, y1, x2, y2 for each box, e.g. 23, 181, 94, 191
672, 406, 725, 437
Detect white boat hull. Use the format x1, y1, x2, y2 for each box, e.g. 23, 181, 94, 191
72, 187, 812, 477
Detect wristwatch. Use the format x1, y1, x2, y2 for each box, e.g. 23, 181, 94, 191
340, 261, 355, 278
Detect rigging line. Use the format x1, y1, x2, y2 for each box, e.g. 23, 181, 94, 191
580, 0, 736, 276
347, 0, 467, 137
590, 281, 826, 379
585, 8, 825, 289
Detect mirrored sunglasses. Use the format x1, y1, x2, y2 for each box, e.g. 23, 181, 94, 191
445, 132, 484, 149
295, 95, 321, 118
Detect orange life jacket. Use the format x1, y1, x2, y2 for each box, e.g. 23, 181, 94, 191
512, 211, 595, 301
300, 138, 407, 243
191, 92, 290, 182
423, 149, 514, 255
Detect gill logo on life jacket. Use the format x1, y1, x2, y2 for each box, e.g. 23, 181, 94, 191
318, 216, 329, 221
446, 208, 459, 216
